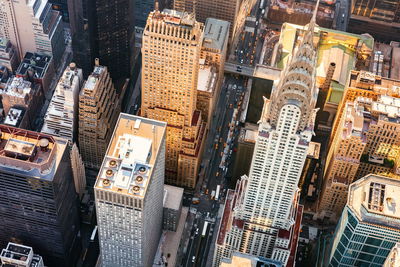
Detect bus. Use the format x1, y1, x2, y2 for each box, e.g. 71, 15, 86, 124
202, 221, 209, 237
215, 185, 221, 201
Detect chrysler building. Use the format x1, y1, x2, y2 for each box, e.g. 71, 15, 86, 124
213, 1, 320, 265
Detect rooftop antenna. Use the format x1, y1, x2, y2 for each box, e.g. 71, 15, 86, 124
309, 0, 320, 29
155, 1, 159, 12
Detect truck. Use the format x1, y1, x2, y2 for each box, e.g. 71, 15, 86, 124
202, 221, 209, 237
215, 185, 221, 201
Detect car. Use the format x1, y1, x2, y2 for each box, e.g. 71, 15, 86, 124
192, 256, 196, 263
195, 228, 199, 235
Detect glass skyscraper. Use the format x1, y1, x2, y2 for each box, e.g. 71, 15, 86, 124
329, 174, 400, 267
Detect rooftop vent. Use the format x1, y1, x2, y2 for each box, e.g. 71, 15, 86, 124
138, 166, 147, 174
132, 185, 140, 194
102, 179, 111, 187
109, 159, 118, 168
106, 169, 114, 177
136, 176, 144, 183
39, 138, 49, 152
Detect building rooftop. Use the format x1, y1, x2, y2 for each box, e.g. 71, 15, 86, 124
163, 184, 183, 210
220, 252, 283, 267
1, 242, 43, 267
197, 64, 216, 93
348, 174, 400, 228
83, 65, 105, 91
2, 77, 32, 98
3, 108, 25, 127
150, 9, 196, 27
16, 52, 52, 79
95, 114, 167, 197
202, 18, 230, 51
0, 125, 67, 180
372, 95, 400, 120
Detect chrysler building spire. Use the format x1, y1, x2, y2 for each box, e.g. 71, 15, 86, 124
266, 0, 320, 132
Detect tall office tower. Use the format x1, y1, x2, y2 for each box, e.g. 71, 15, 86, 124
328, 174, 400, 266
319, 75, 400, 221
384, 243, 400, 267
213, 3, 320, 265
68, 0, 134, 80
350, 0, 400, 42
95, 113, 166, 266
141, 9, 206, 188
174, 0, 240, 41
78, 60, 120, 177
330, 70, 400, 147
42, 63, 83, 142
0, 38, 19, 72
0, 0, 65, 65
0, 126, 80, 266
0, 242, 45, 267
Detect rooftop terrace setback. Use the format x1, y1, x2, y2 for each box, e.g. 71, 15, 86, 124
0, 124, 57, 175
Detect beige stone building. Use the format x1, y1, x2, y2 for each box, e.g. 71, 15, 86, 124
318, 93, 400, 220
196, 62, 217, 126
141, 10, 206, 189
78, 60, 120, 172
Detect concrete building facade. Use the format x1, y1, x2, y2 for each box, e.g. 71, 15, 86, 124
328, 174, 400, 267
141, 10, 206, 189
95, 114, 166, 267
0, 0, 65, 65
0, 38, 19, 72
42, 63, 83, 142
0, 125, 80, 266
0, 76, 43, 130
163, 184, 184, 232
78, 61, 120, 174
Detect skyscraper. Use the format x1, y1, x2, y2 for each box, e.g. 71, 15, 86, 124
328, 174, 400, 266
349, 0, 400, 42
95, 113, 166, 266
0, 125, 80, 266
0, 0, 65, 65
0, 38, 19, 72
173, 0, 240, 41
78, 60, 120, 176
141, 9, 206, 188
42, 63, 83, 142
318, 73, 400, 221
68, 0, 134, 80
213, 2, 320, 265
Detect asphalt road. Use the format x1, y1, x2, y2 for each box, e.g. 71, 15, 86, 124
333, 0, 350, 32
181, 75, 246, 267
233, 0, 266, 67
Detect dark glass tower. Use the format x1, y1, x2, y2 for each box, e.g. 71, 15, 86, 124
69, 0, 134, 81
0, 125, 80, 267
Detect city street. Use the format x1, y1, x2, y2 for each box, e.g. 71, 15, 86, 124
232, 0, 266, 67
181, 75, 246, 266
